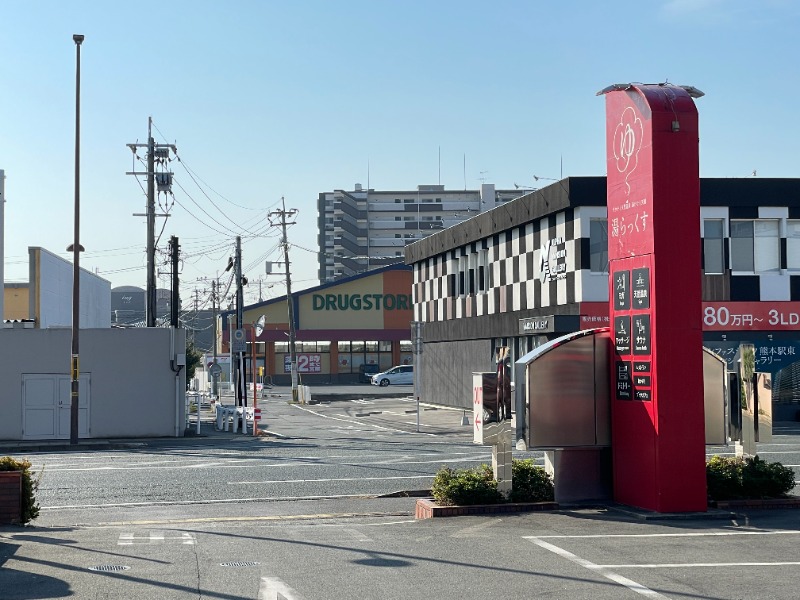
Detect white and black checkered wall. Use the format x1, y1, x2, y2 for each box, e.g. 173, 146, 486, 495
413, 206, 611, 323
413, 203, 800, 324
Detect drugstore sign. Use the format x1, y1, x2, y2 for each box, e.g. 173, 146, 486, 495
311, 293, 412, 311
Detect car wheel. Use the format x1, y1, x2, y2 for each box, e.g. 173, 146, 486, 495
379, 378, 390, 387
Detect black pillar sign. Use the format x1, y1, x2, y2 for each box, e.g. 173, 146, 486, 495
613, 270, 630, 310
632, 267, 650, 309
614, 315, 631, 354
616, 361, 632, 400
632, 314, 651, 355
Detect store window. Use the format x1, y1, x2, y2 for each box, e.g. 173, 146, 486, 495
337, 340, 395, 373
731, 220, 779, 272
400, 340, 413, 365
590, 219, 608, 273
703, 219, 725, 274
788, 220, 800, 270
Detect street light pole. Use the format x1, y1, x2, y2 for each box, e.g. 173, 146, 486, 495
70, 33, 84, 446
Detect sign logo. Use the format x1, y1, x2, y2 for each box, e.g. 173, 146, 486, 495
613, 106, 643, 195
539, 237, 567, 283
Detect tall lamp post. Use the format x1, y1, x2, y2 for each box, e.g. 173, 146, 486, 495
69, 33, 84, 445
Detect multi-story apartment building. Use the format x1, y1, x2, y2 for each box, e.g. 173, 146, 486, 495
317, 183, 526, 283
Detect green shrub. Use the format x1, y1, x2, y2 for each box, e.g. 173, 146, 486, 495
0, 457, 41, 524
509, 459, 554, 503
706, 455, 796, 501
741, 456, 796, 499
431, 459, 555, 506
431, 464, 502, 506
706, 455, 744, 500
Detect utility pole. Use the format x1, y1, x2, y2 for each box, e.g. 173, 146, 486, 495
269, 198, 299, 403
211, 279, 218, 397
169, 236, 180, 328
234, 236, 247, 428
126, 118, 176, 327
70, 34, 84, 446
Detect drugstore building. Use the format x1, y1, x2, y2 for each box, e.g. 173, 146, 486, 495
219, 263, 413, 384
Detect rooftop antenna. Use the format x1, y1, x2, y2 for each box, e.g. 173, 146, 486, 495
478, 170, 488, 184
463, 154, 466, 191
438, 146, 441, 186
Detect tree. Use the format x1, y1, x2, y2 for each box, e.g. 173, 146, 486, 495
185, 343, 202, 386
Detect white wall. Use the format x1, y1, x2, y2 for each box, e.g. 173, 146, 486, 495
30, 247, 111, 328
0, 327, 186, 440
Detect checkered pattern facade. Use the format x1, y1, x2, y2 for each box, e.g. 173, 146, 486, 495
413, 207, 610, 323
413, 201, 800, 324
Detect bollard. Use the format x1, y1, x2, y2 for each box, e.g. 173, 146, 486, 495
216, 405, 225, 430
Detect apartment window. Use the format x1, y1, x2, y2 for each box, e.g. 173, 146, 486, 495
731, 220, 779, 272
435, 198, 442, 203
395, 234, 401, 238
788, 220, 800, 270
404, 198, 413, 203
703, 219, 725, 274
395, 216, 401, 221
589, 219, 609, 273
404, 216, 413, 221
395, 199, 401, 203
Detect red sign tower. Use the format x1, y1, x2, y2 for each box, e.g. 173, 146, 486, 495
601, 83, 707, 512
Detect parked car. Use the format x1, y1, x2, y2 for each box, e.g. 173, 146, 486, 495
359, 363, 381, 383
370, 365, 413, 387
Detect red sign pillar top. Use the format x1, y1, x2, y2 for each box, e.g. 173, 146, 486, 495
602, 83, 706, 513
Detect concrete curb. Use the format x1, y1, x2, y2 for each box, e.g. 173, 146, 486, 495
712, 497, 800, 510
415, 498, 559, 519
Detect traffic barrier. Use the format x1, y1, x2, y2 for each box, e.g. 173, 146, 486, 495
253, 408, 261, 422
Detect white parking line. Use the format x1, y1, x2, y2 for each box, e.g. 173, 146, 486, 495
527, 537, 669, 598
229, 475, 433, 485
291, 403, 436, 436
600, 561, 800, 568
525, 530, 800, 540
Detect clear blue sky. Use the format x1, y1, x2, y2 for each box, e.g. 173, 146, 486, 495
1, 0, 798, 308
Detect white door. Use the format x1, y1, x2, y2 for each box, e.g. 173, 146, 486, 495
22, 374, 90, 440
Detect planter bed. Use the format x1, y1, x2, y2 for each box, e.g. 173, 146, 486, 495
0, 471, 22, 525
416, 498, 558, 519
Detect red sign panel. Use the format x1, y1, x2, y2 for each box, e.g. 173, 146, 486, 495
703, 302, 800, 331
604, 84, 706, 513
582, 301, 800, 332
283, 353, 321, 373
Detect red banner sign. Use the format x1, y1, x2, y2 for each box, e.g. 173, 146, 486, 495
702, 302, 800, 331
581, 301, 800, 331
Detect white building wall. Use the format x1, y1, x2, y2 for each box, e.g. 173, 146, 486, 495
30, 247, 111, 328
0, 327, 186, 440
